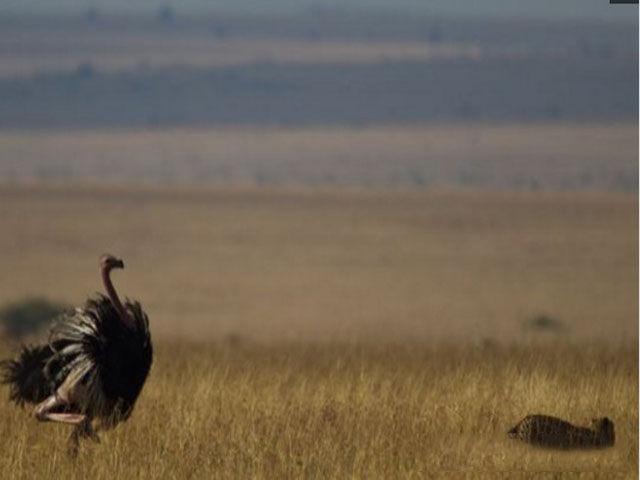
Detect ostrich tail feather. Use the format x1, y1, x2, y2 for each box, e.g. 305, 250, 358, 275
0, 344, 56, 405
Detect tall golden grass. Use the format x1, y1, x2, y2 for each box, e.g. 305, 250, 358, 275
0, 342, 636, 478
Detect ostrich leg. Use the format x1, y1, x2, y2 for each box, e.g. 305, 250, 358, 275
35, 392, 98, 457
34, 365, 89, 425
68, 418, 99, 457
34, 393, 86, 424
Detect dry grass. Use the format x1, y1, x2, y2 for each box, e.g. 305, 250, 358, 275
0, 186, 636, 343
0, 341, 636, 479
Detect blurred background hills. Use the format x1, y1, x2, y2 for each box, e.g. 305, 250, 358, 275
1, 0, 636, 22
0, 8, 635, 129
0, 3, 636, 190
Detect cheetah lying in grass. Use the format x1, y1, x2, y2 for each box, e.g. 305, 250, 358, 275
508, 415, 614, 449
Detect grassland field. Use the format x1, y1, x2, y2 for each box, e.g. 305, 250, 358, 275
0, 185, 636, 478
0, 342, 636, 479
0, 185, 636, 342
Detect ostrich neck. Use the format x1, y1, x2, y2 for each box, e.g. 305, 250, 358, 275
101, 268, 133, 327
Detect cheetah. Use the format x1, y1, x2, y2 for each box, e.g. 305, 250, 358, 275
507, 415, 614, 449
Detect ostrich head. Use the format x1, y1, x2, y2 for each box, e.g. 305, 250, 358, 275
99, 254, 132, 326
100, 254, 125, 272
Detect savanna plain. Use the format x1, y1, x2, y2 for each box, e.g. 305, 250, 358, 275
0, 186, 636, 479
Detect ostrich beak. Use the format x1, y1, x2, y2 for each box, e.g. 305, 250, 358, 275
115, 259, 125, 269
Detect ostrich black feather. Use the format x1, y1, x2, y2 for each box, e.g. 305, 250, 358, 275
1, 343, 56, 405
1, 294, 152, 428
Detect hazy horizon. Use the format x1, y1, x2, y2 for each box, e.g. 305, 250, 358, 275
0, 0, 636, 23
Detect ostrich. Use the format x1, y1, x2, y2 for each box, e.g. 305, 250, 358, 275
0, 254, 153, 454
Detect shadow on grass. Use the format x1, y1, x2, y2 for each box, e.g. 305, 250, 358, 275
0, 297, 70, 340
